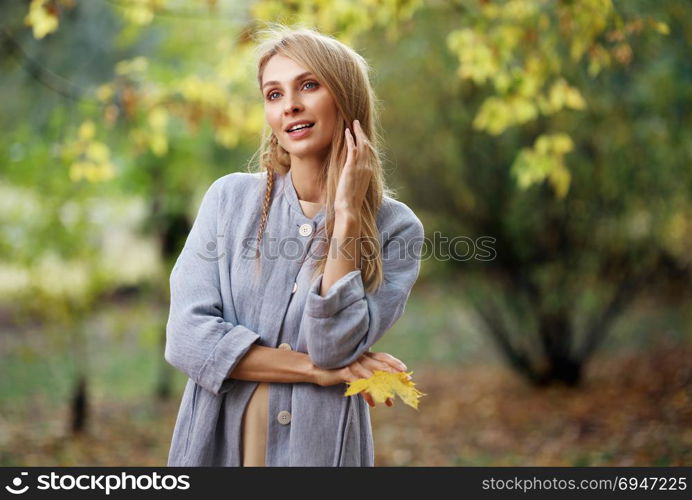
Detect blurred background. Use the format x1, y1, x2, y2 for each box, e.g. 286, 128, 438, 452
1, 0, 690, 466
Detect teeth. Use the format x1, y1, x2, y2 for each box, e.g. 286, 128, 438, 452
288, 123, 313, 132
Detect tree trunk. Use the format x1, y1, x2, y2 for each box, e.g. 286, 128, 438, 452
70, 375, 88, 435
536, 309, 582, 386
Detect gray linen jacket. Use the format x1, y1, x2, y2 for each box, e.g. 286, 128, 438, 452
164, 168, 424, 466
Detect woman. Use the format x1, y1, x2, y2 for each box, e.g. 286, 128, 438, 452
165, 25, 424, 467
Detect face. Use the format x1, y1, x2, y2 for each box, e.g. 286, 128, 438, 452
261, 54, 339, 161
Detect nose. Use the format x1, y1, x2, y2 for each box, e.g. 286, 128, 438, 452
283, 91, 303, 114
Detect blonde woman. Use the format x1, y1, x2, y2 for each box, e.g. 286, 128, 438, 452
165, 25, 424, 466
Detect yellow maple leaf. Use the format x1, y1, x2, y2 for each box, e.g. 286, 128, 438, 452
344, 370, 426, 409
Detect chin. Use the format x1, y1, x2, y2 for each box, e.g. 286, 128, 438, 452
288, 143, 329, 158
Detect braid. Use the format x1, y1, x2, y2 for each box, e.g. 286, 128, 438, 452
255, 165, 274, 261
255, 134, 280, 269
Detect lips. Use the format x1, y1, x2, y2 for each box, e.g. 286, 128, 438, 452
286, 123, 315, 139
285, 121, 315, 132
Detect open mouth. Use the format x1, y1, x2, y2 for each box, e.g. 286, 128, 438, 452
286, 123, 315, 133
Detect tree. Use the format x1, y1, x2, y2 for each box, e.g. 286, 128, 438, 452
365, 0, 687, 386
3, 0, 686, 414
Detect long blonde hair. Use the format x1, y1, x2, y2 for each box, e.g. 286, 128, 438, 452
248, 24, 395, 293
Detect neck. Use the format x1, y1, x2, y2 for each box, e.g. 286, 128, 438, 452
289, 153, 327, 204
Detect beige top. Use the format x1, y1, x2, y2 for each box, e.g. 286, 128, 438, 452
297, 198, 324, 218
240, 198, 324, 467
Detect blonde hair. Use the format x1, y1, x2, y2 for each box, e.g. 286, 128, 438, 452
248, 24, 395, 293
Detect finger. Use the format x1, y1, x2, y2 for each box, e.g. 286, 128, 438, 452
341, 367, 358, 383
354, 119, 370, 154
354, 119, 364, 141
361, 352, 402, 373
352, 120, 368, 157
350, 360, 374, 380
360, 356, 398, 374
344, 128, 354, 163
346, 124, 357, 149
353, 121, 364, 156
365, 359, 394, 373
345, 126, 353, 146
363, 392, 375, 407
369, 352, 407, 372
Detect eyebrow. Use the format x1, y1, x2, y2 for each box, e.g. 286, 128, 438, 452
262, 72, 315, 89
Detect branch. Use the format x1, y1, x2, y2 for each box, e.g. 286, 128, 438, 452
470, 286, 541, 383
101, 0, 245, 22
577, 272, 644, 361
0, 26, 84, 100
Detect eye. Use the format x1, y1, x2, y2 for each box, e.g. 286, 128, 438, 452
266, 81, 319, 101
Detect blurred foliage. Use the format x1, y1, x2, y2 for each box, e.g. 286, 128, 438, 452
0, 0, 689, 387
1, 0, 691, 464
363, 1, 689, 385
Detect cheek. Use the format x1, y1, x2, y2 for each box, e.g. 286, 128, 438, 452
323, 107, 338, 135
265, 115, 275, 131
315, 99, 337, 128
326, 105, 339, 130
265, 108, 279, 131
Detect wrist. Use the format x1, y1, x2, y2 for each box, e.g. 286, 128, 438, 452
334, 211, 360, 235
334, 208, 360, 226
301, 355, 320, 385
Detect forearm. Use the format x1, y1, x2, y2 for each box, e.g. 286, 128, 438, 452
320, 211, 361, 297
227, 345, 316, 384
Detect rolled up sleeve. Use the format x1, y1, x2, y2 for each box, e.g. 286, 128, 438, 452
301, 210, 424, 369
164, 178, 260, 396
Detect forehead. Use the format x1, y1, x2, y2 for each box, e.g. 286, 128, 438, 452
262, 54, 310, 84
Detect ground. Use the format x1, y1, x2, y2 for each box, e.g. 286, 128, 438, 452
1, 340, 689, 466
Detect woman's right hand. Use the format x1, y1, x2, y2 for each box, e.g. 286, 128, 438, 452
312, 351, 408, 408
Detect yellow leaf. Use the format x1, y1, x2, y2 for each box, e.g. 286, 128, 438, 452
115, 56, 148, 76
149, 133, 168, 156
344, 370, 426, 409
215, 125, 239, 148
148, 107, 168, 130
549, 163, 571, 199
96, 84, 114, 102
78, 121, 95, 141
69, 161, 88, 182
24, 0, 59, 40
565, 86, 586, 110
653, 21, 670, 35
87, 142, 110, 163
121, 0, 158, 25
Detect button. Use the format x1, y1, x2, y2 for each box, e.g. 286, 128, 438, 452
277, 410, 291, 425
299, 223, 313, 237
291, 282, 298, 294
278, 343, 292, 351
